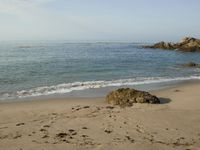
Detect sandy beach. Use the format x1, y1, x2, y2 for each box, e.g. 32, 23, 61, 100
1, 0, 200, 149
0, 81, 200, 150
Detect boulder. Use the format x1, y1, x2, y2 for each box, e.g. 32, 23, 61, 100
144, 37, 200, 52
106, 88, 160, 107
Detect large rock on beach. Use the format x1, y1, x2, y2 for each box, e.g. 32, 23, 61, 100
106, 88, 160, 107
144, 37, 200, 52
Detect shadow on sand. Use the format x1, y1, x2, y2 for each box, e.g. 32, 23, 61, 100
159, 97, 171, 104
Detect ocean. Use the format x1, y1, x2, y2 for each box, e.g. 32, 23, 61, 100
1, 42, 200, 101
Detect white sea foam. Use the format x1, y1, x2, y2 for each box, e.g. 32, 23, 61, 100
1, 75, 200, 100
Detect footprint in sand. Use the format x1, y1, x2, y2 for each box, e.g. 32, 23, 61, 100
125, 135, 135, 143
81, 134, 88, 138
104, 129, 113, 134
43, 124, 50, 128
13, 132, 22, 139
56, 132, 68, 138
16, 123, 25, 126
40, 128, 47, 132
32, 131, 36, 134
42, 135, 49, 139
0, 126, 8, 129
80, 135, 98, 146
55, 129, 78, 143
83, 106, 90, 109
105, 106, 115, 109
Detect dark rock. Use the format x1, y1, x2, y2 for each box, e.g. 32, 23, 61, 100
106, 88, 160, 107
146, 41, 175, 50
182, 62, 200, 68
144, 37, 200, 52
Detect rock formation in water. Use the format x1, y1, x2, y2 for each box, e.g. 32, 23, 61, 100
106, 88, 160, 107
182, 62, 200, 68
144, 37, 200, 52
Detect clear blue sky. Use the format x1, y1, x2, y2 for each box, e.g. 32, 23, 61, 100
0, 0, 199, 42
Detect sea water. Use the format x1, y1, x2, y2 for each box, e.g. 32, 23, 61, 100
1, 42, 200, 101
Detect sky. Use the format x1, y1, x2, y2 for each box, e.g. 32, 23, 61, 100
0, 0, 199, 42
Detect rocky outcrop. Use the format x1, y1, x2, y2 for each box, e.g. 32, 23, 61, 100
106, 88, 160, 107
182, 62, 200, 68
144, 37, 200, 52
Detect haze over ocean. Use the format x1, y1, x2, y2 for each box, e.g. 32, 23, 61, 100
0, 0, 200, 42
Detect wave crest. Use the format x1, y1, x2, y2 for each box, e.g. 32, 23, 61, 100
1, 75, 200, 100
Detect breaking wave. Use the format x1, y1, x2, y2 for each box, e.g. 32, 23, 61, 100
1, 75, 200, 100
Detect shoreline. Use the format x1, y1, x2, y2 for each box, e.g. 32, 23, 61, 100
1, 79, 200, 104
0, 81, 200, 150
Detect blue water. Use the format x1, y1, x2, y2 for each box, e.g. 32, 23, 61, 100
1, 42, 200, 100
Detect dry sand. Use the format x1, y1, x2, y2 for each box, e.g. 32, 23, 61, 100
0, 82, 200, 150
